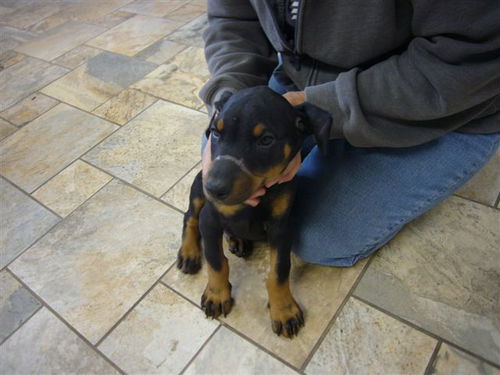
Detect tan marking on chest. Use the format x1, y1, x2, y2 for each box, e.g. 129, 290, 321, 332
272, 193, 291, 217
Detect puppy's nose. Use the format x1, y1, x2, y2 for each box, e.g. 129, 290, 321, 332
205, 179, 231, 200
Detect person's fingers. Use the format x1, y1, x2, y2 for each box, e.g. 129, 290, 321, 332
283, 91, 306, 106
244, 187, 266, 206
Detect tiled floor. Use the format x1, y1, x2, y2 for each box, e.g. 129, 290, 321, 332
0, 1, 499, 374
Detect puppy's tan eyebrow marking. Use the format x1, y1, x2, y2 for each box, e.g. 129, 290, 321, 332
284, 144, 291, 159
216, 119, 224, 131
253, 123, 265, 137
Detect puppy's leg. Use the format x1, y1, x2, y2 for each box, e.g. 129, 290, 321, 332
225, 233, 253, 258
177, 171, 205, 274
266, 225, 304, 338
200, 206, 233, 318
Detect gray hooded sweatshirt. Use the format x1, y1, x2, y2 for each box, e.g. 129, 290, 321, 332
199, 0, 500, 148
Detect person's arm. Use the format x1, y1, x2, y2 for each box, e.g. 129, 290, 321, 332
304, 0, 500, 148
200, 0, 278, 108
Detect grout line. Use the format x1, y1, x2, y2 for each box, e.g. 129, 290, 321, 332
424, 341, 442, 375
452, 193, 499, 210
158, 160, 201, 199
299, 255, 375, 372
0, 303, 42, 346
351, 295, 500, 371
178, 325, 222, 375
4, 269, 125, 375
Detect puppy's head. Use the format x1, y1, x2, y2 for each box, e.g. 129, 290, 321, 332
204, 86, 307, 205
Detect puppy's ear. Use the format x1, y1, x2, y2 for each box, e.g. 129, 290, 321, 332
295, 103, 332, 156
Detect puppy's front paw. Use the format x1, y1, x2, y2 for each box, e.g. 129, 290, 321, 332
201, 283, 233, 318
228, 237, 253, 258
177, 248, 202, 274
269, 300, 304, 338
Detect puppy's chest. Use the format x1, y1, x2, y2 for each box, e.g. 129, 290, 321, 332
220, 210, 269, 241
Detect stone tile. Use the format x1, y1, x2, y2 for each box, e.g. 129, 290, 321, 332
26, 14, 68, 34
32, 160, 112, 217
84, 100, 206, 197
133, 46, 209, 109
0, 25, 35, 53
0, 92, 58, 126
161, 164, 201, 212
456, 150, 499, 207
0, 308, 119, 374
0, 119, 16, 140
87, 15, 181, 57
10, 180, 182, 344
0, 57, 67, 112
50, 0, 132, 24
135, 37, 187, 64
0, 5, 14, 17
93, 88, 157, 125
42, 51, 156, 111
53, 45, 101, 69
184, 326, 298, 375
99, 283, 218, 374
90, 10, 135, 29
15, 21, 106, 61
0, 178, 60, 268
305, 298, 436, 375
0, 2, 60, 29
429, 343, 500, 375
0, 50, 25, 71
122, 0, 185, 17
0, 104, 117, 192
0, 270, 41, 343
167, 13, 207, 47
166, 2, 206, 22
163, 244, 368, 368
354, 196, 500, 365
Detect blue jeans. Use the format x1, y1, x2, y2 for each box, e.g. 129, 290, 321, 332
269, 67, 500, 266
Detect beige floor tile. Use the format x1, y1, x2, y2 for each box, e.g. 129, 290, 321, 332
0, 92, 58, 126
0, 5, 14, 17
32, 160, 112, 217
0, 308, 119, 374
90, 10, 135, 29
135, 37, 187, 64
0, 25, 35, 53
42, 51, 156, 111
0, 270, 41, 343
166, 2, 206, 22
84, 100, 206, 197
163, 243, 368, 368
53, 45, 101, 69
0, 50, 25, 70
0, 119, 16, 140
0, 2, 60, 29
305, 298, 436, 375
15, 21, 106, 61
456, 150, 499, 207
428, 343, 500, 375
0, 178, 60, 268
354, 196, 500, 365
87, 15, 182, 56
133, 46, 209, 108
10, 180, 182, 344
50, 0, 132, 24
167, 13, 207, 47
99, 283, 218, 374
26, 14, 68, 34
0, 56, 67, 112
184, 326, 298, 375
122, 0, 185, 17
161, 164, 201, 212
0, 103, 117, 192
93, 88, 157, 125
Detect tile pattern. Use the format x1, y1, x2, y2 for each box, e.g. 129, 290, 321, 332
0, 308, 118, 374
0, 2, 60, 29
354, 196, 500, 365
10, 180, 182, 344
163, 245, 368, 368
87, 15, 181, 56
121, 0, 185, 17
0, 103, 117, 192
0, 178, 60, 268
166, 14, 207, 47
0, 270, 41, 343
53, 45, 102, 69
135, 37, 187, 64
0, 50, 24, 70
0, 119, 17, 140
99, 283, 219, 374
32, 160, 112, 217
0, 25, 35, 53
93, 88, 157, 125
161, 163, 201, 212
84, 100, 206, 197
305, 298, 436, 375
0, 92, 58, 126
0, 56, 67, 112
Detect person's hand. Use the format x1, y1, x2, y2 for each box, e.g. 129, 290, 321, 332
283, 91, 306, 106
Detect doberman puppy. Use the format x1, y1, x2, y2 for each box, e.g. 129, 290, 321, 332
176, 86, 330, 338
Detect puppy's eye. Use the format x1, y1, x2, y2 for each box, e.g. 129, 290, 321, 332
211, 128, 220, 140
258, 134, 275, 147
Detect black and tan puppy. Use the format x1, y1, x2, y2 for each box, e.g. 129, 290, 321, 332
176, 86, 330, 338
